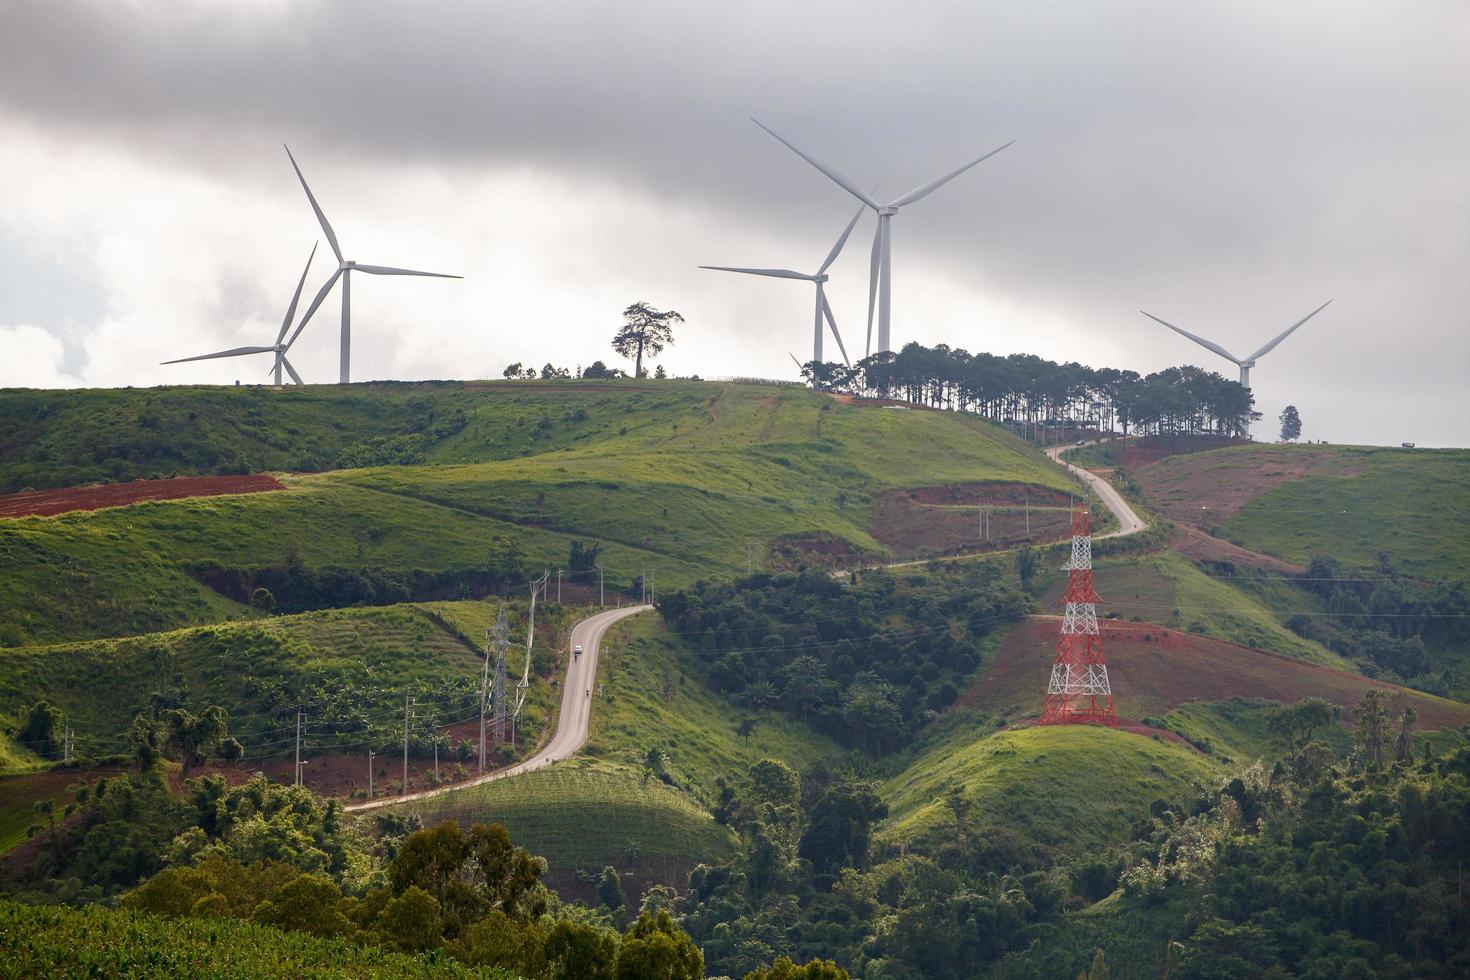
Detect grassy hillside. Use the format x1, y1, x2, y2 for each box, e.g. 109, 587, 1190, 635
1134, 444, 1470, 578
2, 381, 1070, 646
388, 759, 738, 891
878, 724, 1219, 859
961, 616, 1470, 732
1038, 551, 1346, 667
0, 899, 520, 978
585, 614, 846, 805
0, 600, 568, 776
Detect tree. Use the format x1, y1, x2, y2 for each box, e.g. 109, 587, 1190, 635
1279, 404, 1302, 442
545, 918, 620, 980
1394, 704, 1417, 763
582, 360, 621, 379
1355, 689, 1388, 770
615, 909, 703, 980
18, 700, 63, 757
503, 362, 524, 379
747, 759, 800, 810
250, 587, 275, 613
612, 302, 683, 378
597, 866, 627, 918
1267, 697, 1341, 755
798, 782, 887, 875
744, 957, 851, 979
128, 712, 165, 771
161, 705, 235, 775
1015, 545, 1040, 592
376, 885, 442, 951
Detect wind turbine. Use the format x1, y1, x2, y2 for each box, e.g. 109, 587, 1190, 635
1140, 300, 1332, 388
700, 202, 865, 367
284, 145, 462, 384
752, 119, 1014, 356
163, 243, 320, 385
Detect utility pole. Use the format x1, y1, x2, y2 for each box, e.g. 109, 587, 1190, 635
403, 694, 413, 795
367, 750, 374, 799
556, 568, 562, 603
294, 707, 303, 786
648, 569, 655, 604
62, 719, 71, 764
597, 565, 605, 606
434, 737, 439, 780
1025, 491, 1030, 536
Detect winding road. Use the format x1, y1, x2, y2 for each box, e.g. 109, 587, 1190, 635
346, 441, 1143, 812
345, 604, 650, 812
1045, 441, 1148, 539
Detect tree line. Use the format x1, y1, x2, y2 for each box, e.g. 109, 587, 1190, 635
800, 342, 1261, 438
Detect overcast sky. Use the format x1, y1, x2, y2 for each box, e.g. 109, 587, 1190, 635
1, 1, 1466, 445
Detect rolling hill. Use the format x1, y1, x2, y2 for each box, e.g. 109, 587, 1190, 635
0, 381, 1072, 646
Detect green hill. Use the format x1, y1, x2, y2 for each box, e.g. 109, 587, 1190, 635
1134, 443, 1470, 579
0, 600, 568, 776
1, 381, 1070, 646
878, 724, 1220, 859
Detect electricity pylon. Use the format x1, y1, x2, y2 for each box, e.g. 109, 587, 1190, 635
1040, 507, 1117, 727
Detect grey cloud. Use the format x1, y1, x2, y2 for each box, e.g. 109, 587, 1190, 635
1, 0, 1467, 443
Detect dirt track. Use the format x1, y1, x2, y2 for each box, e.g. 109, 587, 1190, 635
0, 474, 286, 518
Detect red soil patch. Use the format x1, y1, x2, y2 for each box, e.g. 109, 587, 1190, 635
1167, 524, 1305, 575
766, 532, 872, 573
0, 474, 286, 518
1134, 446, 1362, 527
963, 616, 1470, 731
1114, 434, 1249, 470
870, 483, 1077, 560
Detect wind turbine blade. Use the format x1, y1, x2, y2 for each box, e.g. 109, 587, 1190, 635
789, 352, 804, 372
821, 292, 851, 367
284, 145, 343, 264
353, 263, 462, 278
282, 356, 304, 385
750, 118, 881, 211
865, 223, 881, 357
1140, 311, 1242, 364
698, 265, 814, 280
889, 140, 1016, 208
817, 201, 867, 275
277, 241, 319, 345
285, 267, 342, 351
1245, 300, 1332, 362
162, 346, 274, 365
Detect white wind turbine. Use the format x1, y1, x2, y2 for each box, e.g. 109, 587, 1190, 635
700, 202, 865, 367
1140, 300, 1332, 388
752, 119, 1014, 356
163, 243, 320, 385
284, 145, 462, 384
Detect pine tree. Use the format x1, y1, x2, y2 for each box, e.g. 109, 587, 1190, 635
1279, 404, 1302, 442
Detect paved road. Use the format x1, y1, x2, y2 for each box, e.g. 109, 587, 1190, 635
1045, 441, 1148, 539
345, 604, 651, 812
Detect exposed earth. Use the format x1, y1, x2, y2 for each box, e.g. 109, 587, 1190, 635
0, 474, 286, 518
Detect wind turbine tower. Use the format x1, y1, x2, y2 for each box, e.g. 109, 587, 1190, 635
753, 119, 1014, 356
700, 202, 865, 367
1141, 300, 1332, 388
284, 145, 462, 384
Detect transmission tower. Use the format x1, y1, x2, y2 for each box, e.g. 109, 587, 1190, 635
1040, 507, 1117, 727
491, 605, 510, 747
513, 571, 550, 745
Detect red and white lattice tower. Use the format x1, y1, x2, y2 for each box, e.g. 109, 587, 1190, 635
1040, 507, 1118, 726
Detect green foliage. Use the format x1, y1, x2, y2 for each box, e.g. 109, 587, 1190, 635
15, 699, 62, 757
1278, 404, 1301, 442
615, 909, 704, 980
0, 899, 519, 978
744, 957, 850, 979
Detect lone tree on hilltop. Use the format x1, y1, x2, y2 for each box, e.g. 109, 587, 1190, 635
1279, 404, 1302, 442
612, 302, 683, 378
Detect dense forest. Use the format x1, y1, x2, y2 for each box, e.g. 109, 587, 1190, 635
800, 343, 1260, 438
658, 565, 1029, 755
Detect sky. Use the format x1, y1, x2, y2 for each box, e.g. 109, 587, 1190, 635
1, 0, 1466, 446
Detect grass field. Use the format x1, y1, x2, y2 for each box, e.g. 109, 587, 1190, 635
0, 600, 569, 776
1, 382, 1069, 646
1135, 444, 1470, 578
387, 759, 738, 890
586, 615, 845, 805
877, 724, 1220, 859
1038, 551, 1346, 666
